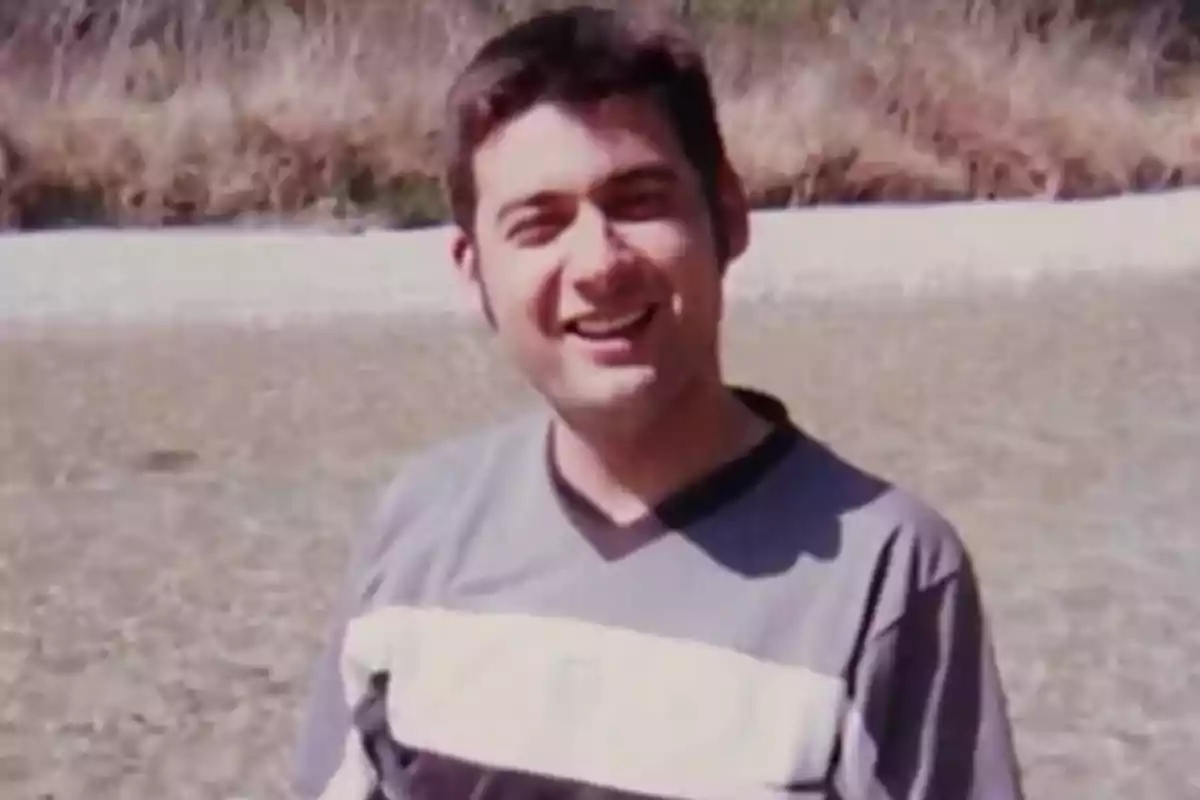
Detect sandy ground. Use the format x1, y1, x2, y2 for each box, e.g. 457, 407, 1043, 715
2, 264, 1199, 799
5, 188, 1200, 325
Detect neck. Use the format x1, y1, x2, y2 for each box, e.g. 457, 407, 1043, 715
549, 379, 774, 525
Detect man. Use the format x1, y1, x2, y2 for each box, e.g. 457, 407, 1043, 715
293, 5, 1024, 799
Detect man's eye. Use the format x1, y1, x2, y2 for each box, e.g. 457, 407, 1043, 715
610, 189, 670, 220
508, 215, 562, 245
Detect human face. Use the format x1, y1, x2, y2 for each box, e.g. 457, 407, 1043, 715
452, 95, 748, 430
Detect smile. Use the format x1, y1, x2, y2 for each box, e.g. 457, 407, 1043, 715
566, 306, 657, 340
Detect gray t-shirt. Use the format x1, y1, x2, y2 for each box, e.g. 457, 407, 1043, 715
293, 388, 1024, 799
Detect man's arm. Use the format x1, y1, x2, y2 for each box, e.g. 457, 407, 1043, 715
837, 554, 1025, 800
291, 466, 418, 799
292, 598, 357, 798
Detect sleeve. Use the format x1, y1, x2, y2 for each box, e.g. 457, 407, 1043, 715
835, 554, 1026, 800
289, 467, 416, 799
290, 593, 358, 798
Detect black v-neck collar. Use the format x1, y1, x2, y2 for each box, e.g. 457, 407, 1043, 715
544, 388, 802, 561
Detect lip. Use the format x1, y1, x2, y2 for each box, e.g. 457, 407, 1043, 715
563, 305, 659, 362
566, 306, 656, 340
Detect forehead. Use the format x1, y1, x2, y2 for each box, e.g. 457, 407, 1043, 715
470, 95, 693, 212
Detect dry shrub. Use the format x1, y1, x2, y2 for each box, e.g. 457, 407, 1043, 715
715, 0, 1200, 204
0, 0, 1199, 230
0, 0, 482, 228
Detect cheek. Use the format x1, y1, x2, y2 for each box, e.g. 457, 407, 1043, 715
623, 220, 693, 267
479, 253, 560, 338
627, 223, 719, 307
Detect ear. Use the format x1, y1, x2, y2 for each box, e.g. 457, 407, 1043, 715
451, 228, 478, 284
714, 159, 750, 268
450, 228, 498, 329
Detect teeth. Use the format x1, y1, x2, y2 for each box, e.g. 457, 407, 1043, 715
572, 308, 650, 337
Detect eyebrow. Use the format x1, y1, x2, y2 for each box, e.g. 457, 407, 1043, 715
495, 163, 681, 223
602, 163, 680, 191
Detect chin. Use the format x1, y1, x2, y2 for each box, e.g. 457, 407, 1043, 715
548, 366, 667, 430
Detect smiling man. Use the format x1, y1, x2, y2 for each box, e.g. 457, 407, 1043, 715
292, 6, 1024, 799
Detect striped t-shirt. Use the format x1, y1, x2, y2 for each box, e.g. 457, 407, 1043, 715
293, 388, 1024, 799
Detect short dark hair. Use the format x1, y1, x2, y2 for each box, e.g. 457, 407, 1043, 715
441, 4, 733, 257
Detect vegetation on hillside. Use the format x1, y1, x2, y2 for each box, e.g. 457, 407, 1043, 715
1, 0, 1198, 230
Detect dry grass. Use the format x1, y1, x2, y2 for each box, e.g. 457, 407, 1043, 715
1, 0, 1199, 230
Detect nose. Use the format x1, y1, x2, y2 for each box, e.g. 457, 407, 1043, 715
561, 203, 637, 296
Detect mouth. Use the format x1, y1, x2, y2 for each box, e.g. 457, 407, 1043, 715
565, 305, 658, 341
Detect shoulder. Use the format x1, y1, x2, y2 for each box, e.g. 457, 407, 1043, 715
347, 407, 549, 598
395, 401, 551, 493
792, 431, 971, 588
801, 437, 981, 640
391, 408, 546, 498
862, 483, 969, 586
